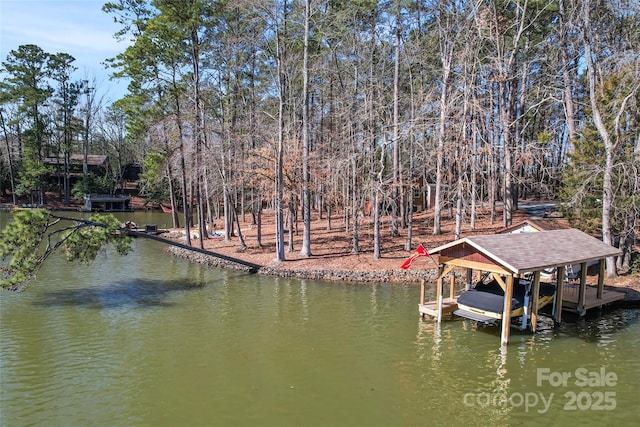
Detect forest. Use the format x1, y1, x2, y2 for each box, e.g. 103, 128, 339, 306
0, 0, 638, 278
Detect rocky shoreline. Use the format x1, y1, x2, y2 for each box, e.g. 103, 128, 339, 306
166, 246, 640, 308
166, 246, 437, 284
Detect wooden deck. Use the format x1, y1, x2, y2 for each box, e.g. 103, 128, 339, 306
420, 283, 625, 321
561, 284, 625, 311
419, 297, 458, 318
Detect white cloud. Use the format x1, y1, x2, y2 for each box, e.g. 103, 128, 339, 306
2, 1, 124, 57
1, 0, 130, 100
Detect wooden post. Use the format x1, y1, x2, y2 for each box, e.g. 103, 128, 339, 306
449, 275, 456, 299
466, 268, 473, 290
554, 266, 565, 324
501, 275, 514, 346
577, 262, 587, 316
597, 259, 605, 299
531, 271, 541, 333
436, 267, 444, 323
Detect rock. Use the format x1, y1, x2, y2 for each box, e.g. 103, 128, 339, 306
166, 246, 436, 284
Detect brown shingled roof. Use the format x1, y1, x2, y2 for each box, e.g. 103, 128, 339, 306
44, 154, 108, 167
428, 228, 621, 274
497, 218, 571, 234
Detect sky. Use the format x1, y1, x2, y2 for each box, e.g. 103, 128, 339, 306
0, 0, 130, 103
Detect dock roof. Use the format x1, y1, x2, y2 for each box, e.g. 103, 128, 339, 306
427, 228, 621, 275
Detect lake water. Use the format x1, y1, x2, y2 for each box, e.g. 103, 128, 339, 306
1, 212, 639, 426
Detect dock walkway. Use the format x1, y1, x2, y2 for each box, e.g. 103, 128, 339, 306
561, 284, 625, 311
419, 283, 626, 322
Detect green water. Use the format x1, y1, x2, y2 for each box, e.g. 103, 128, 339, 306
1, 212, 639, 426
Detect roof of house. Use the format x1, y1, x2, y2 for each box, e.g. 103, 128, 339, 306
427, 228, 620, 275
44, 154, 108, 167
497, 218, 572, 234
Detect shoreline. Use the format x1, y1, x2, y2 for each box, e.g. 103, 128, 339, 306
166, 246, 640, 309
5, 199, 637, 307
166, 246, 437, 284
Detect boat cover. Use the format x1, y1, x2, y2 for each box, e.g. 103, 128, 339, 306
457, 278, 555, 315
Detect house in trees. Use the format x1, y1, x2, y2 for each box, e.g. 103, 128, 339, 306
44, 154, 132, 211
411, 176, 447, 212
121, 163, 142, 182
44, 154, 109, 183
362, 178, 441, 216
118, 163, 142, 195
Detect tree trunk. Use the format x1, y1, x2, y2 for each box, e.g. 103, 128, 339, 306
299, 0, 312, 257
274, 0, 287, 262
173, 89, 191, 246
559, 0, 577, 154
0, 110, 17, 205
373, 189, 381, 260
582, 0, 617, 278
352, 156, 359, 254
390, 0, 401, 238
433, 40, 452, 235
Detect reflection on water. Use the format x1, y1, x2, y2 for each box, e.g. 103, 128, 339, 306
32, 279, 205, 309
1, 212, 639, 426
563, 309, 640, 344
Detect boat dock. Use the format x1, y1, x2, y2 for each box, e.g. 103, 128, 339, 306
418, 229, 624, 345
419, 283, 625, 320
560, 283, 625, 312
84, 194, 131, 212
419, 297, 459, 318
418, 274, 460, 319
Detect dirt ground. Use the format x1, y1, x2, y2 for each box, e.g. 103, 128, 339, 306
196, 206, 518, 272
160, 201, 639, 292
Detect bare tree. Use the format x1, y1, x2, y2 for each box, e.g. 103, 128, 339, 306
581, 0, 639, 278
299, 0, 312, 257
